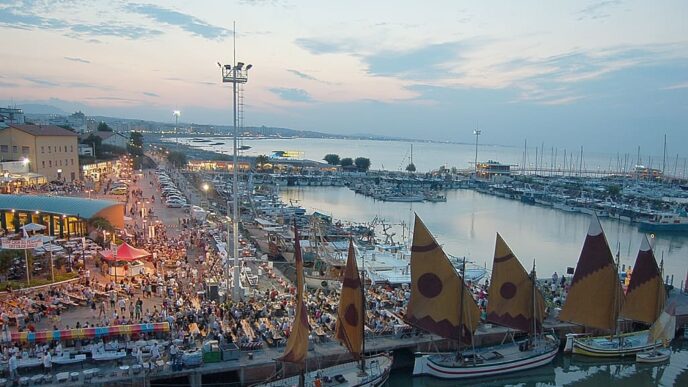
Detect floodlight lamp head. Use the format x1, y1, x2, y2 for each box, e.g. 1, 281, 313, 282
246, 64, 253, 70
217, 62, 222, 68
224, 64, 232, 70
236, 62, 244, 70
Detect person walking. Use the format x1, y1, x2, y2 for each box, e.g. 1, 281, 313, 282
9, 352, 19, 382
43, 350, 52, 374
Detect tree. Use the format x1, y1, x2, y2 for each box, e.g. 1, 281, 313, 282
256, 155, 270, 171
88, 216, 115, 232
97, 122, 113, 132
167, 151, 188, 167
354, 157, 371, 172
128, 131, 144, 156
323, 154, 340, 165
81, 134, 102, 157
340, 157, 353, 167
406, 163, 416, 172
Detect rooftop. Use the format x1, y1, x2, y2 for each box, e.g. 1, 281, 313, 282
0, 194, 122, 219
7, 124, 78, 137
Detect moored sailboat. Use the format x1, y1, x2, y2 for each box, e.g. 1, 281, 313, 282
260, 230, 392, 386
410, 215, 558, 379
562, 218, 664, 357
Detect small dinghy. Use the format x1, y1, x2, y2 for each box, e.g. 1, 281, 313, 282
636, 348, 671, 363
636, 309, 676, 364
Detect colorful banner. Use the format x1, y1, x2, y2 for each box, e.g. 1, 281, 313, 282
9, 322, 170, 343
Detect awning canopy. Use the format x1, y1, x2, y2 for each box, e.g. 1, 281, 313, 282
100, 242, 150, 262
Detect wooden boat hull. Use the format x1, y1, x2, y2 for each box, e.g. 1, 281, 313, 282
567, 331, 658, 358
636, 348, 671, 363
258, 353, 392, 387
413, 339, 558, 379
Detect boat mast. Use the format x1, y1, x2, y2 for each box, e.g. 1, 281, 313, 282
531, 260, 537, 344
613, 242, 622, 338
457, 257, 466, 356
360, 245, 366, 373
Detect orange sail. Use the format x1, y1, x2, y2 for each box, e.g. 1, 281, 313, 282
560, 215, 624, 331
406, 214, 480, 341
278, 225, 310, 364
335, 239, 364, 359
620, 235, 666, 324
486, 233, 545, 334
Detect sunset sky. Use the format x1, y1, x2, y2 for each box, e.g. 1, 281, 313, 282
1, 0, 687, 153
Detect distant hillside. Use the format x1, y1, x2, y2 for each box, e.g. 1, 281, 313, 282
17, 103, 68, 115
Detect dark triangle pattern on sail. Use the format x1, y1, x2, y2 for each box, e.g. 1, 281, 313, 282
406, 214, 480, 341
335, 239, 363, 359
278, 225, 310, 364
486, 233, 545, 333
560, 215, 624, 331
620, 235, 666, 324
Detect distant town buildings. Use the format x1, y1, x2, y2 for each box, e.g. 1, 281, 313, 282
0, 107, 25, 127
0, 124, 79, 181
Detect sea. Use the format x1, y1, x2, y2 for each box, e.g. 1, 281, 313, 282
183, 137, 688, 385
175, 137, 688, 175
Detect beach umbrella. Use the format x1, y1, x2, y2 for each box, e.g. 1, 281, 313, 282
21, 223, 46, 232
29, 235, 55, 244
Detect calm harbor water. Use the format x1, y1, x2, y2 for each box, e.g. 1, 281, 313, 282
279, 186, 688, 285
279, 186, 688, 385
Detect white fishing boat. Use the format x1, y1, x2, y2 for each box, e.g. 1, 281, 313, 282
561, 220, 665, 357
263, 354, 393, 387
409, 217, 558, 379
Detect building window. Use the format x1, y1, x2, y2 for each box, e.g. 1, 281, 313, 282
71, 159, 74, 165
70, 145, 73, 152
0, 145, 7, 153
48, 146, 51, 153
21, 146, 29, 154
41, 146, 45, 153
12, 146, 17, 153
49, 160, 52, 167
42, 161, 45, 168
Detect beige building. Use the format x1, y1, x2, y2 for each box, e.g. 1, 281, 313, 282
0, 124, 80, 182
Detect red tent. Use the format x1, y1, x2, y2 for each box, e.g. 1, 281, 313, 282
100, 242, 150, 262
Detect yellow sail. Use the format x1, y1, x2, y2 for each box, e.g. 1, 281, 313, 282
560, 215, 624, 331
620, 235, 666, 324
335, 239, 363, 359
486, 233, 545, 333
406, 214, 480, 341
278, 226, 310, 364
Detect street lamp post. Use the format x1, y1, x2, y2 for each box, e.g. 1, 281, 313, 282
473, 128, 482, 176
202, 183, 210, 208
218, 33, 252, 301
173, 110, 181, 145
